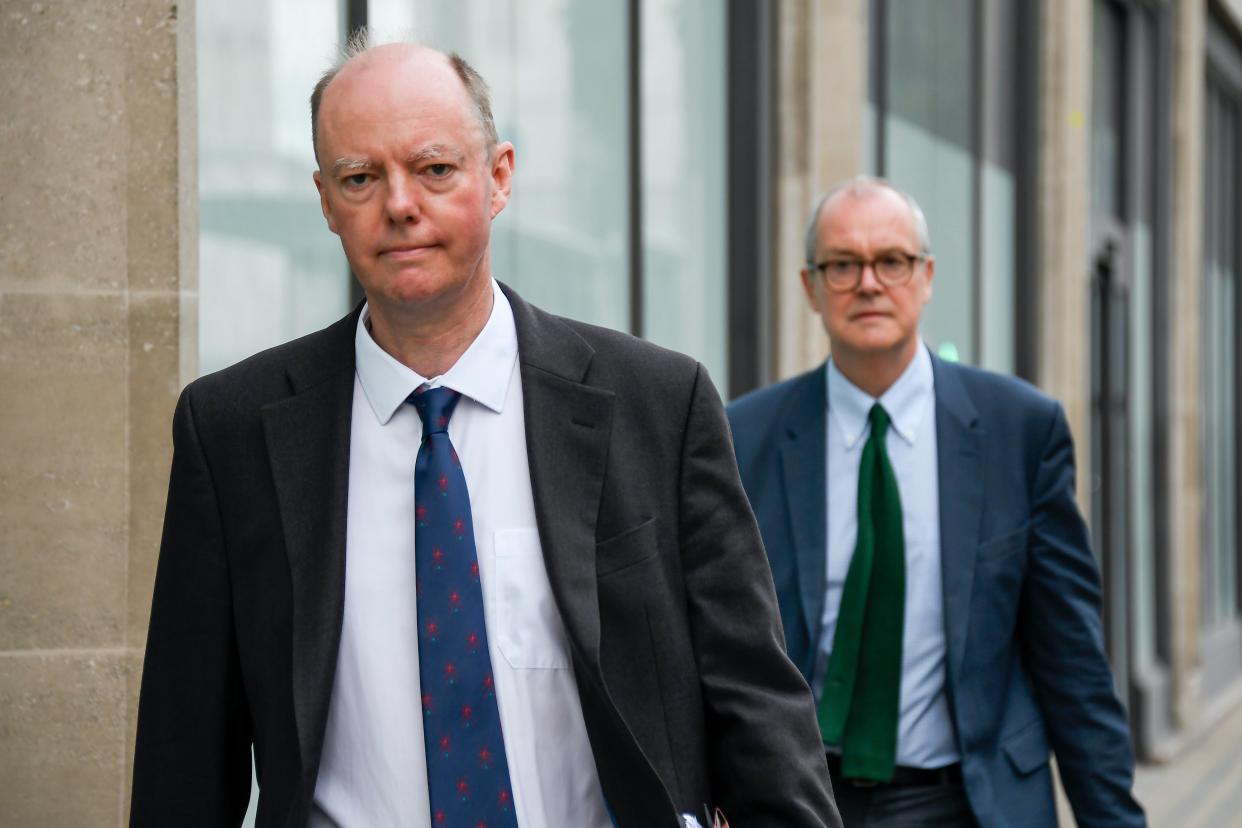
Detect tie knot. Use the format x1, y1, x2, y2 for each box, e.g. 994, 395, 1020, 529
868, 403, 890, 436
408, 386, 462, 438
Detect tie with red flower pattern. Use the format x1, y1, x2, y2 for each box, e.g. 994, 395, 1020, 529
409, 386, 518, 827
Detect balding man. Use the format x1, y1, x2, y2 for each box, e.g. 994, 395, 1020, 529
727, 178, 1145, 827
130, 39, 840, 828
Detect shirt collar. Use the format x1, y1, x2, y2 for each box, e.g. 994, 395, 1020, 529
354, 279, 518, 425
826, 343, 935, 450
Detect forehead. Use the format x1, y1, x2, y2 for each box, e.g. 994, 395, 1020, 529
318, 48, 481, 155
816, 189, 920, 252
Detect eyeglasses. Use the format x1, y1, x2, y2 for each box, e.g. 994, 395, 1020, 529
812, 252, 927, 292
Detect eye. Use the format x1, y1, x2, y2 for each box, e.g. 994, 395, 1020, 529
343, 172, 370, 188
425, 163, 453, 178
827, 259, 859, 275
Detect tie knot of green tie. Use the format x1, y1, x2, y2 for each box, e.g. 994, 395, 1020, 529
868, 403, 890, 436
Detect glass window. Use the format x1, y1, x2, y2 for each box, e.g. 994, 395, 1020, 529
880, 0, 974, 364
368, 0, 729, 378
640, 0, 727, 382
1203, 70, 1240, 631
368, 0, 631, 333
979, 0, 1017, 375
1091, 0, 1124, 222
198, 0, 351, 376
869, 0, 1018, 372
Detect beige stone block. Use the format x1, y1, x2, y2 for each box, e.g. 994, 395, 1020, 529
0, 0, 129, 292
0, 650, 127, 826
125, 0, 182, 293
0, 292, 127, 650
126, 293, 179, 646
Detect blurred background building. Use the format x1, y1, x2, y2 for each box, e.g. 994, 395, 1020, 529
2, 0, 1241, 824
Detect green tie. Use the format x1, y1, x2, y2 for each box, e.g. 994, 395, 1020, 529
817, 403, 905, 781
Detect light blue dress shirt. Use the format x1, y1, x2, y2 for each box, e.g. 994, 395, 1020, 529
812, 344, 961, 769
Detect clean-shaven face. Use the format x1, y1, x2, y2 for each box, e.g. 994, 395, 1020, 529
801, 188, 934, 366
313, 45, 513, 322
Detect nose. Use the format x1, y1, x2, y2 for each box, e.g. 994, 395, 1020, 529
855, 260, 884, 294
383, 171, 421, 225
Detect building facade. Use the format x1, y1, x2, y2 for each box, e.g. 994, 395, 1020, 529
2, 0, 1241, 823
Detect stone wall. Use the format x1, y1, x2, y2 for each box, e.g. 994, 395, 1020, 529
0, 0, 195, 824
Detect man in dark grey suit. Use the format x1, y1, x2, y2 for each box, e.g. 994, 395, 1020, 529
728, 177, 1144, 827
130, 40, 839, 828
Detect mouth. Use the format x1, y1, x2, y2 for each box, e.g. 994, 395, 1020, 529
850, 309, 890, 321
379, 243, 438, 260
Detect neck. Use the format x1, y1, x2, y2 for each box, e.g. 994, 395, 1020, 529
831, 339, 920, 399
365, 271, 495, 379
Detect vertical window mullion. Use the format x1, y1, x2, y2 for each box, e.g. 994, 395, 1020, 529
969, 0, 984, 366
628, 0, 643, 338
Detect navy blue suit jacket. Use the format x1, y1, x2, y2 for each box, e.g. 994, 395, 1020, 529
727, 353, 1145, 828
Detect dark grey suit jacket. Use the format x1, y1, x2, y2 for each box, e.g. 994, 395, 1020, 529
130, 284, 840, 828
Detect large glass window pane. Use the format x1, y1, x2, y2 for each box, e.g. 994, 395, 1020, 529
198, 0, 350, 376
1091, 0, 1124, 222
641, 0, 727, 382
881, 0, 975, 364
1203, 77, 1240, 630
979, 0, 1016, 375
367, 0, 630, 333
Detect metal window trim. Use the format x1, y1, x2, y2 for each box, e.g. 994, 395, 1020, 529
725, 0, 776, 397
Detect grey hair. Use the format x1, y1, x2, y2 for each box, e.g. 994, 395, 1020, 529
803, 175, 933, 266
309, 29, 499, 165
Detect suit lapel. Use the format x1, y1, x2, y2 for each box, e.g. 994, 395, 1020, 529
931, 355, 984, 684
261, 308, 358, 776
504, 285, 614, 675
778, 367, 829, 650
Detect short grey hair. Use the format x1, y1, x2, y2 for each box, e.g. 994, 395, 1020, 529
309, 29, 499, 166
803, 175, 933, 266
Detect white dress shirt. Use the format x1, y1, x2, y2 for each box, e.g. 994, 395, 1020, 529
811, 344, 961, 768
310, 280, 611, 827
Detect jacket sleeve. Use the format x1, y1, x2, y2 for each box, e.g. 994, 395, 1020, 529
130, 387, 252, 826
1018, 403, 1146, 827
676, 364, 842, 828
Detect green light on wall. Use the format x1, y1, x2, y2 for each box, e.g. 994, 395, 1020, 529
938, 342, 960, 362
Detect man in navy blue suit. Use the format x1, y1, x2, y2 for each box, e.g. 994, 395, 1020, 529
727, 177, 1145, 827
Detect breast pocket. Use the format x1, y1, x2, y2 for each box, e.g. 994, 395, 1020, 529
493, 528, 571, 670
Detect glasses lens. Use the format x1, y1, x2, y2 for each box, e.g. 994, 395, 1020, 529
824, 259, 861, 289
875, 254, 914, 285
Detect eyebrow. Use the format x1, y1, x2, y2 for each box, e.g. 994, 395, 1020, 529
330, 145, 468, 176
407, 144, 467, 164
331, 157, 372, 174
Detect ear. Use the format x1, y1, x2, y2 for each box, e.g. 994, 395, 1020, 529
800, 267, 821, 313
921, 255, 935, 303
488, 141, 516, 219
313, 170, 339, 235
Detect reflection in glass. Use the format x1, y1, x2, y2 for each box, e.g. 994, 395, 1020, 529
198, 0, 350, 376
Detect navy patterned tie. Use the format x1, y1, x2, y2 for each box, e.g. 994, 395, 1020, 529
409, 386, 518, 828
